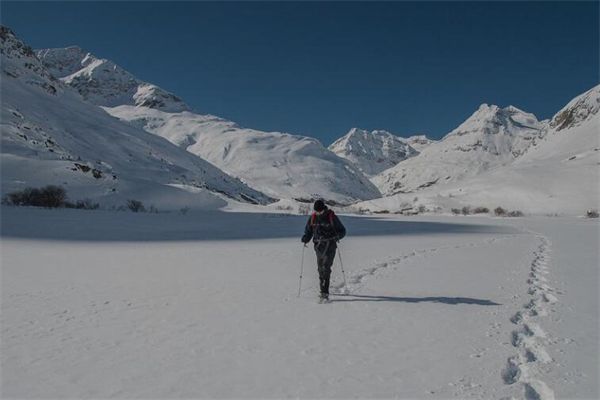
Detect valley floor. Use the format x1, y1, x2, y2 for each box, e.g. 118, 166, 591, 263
1, 208, 598, 399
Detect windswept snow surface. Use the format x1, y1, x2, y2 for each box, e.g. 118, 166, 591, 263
2, 207, 597, 399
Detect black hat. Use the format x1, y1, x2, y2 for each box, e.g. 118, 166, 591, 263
313, 199, 326, 212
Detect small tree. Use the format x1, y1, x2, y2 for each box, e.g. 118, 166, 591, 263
461, 206, 471, 215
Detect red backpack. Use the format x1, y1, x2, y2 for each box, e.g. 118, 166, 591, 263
310, 209, 335, 227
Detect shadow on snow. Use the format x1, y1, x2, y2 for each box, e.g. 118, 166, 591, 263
0, 207, 520, 242
330, 293, 501, 306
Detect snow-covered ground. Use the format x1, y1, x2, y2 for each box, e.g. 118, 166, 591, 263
2, 207, 597, 399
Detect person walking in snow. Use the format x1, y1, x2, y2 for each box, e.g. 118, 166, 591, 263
301, 199, 346, 302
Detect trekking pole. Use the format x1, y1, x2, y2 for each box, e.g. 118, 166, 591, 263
297, 244, 306, 297
337, 244, 347, 290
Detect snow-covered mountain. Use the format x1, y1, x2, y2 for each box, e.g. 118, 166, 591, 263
37, 45, 381, 204
36, 46, 189, 112
373, 104, 547, 195
328, 128, 418, 176
357, 85, 599, 216
106, 106, 381, 203
1, 26, 273, 209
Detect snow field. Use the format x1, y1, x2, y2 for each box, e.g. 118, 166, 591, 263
2, 209, 597, 398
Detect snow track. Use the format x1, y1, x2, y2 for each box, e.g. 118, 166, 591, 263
504, 235, 558, 400
328, 236, 509, 295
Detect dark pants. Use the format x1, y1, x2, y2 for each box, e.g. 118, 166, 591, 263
314, 240, 337, 295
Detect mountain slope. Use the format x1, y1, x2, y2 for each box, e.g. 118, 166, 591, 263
328, 128, 418, 176
37, 45, 381, 204
37, 46, 189, 112
357, 85, 599, 216
373, 104, 546, 195
1, 26, 273, 209
105, 106, 381, 203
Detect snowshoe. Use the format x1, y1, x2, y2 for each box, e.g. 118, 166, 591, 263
318, 294, 330, 304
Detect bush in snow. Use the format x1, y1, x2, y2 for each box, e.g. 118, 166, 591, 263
472, 207, 489, 214
127, 199, 146, 213
586, 209, 599, 218
494, 207, 507, 216
3, 185, 67, 208
461, 206, 471, 215
179, 206, 190, 215
507, 210, 524, 217
451, 208, 461, 215
65, 199, 100, 210
418, 205, 427, 214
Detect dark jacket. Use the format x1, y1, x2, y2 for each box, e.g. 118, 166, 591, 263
301, 208, 346, 244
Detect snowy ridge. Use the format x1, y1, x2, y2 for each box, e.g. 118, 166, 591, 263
373, 104, 547, 195
328, 128, 418, 176
107, 106, 381, 204
1, 26, 273, 208
36, 46, 189, 112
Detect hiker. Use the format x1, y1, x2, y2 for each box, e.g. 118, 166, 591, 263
301, 199, 346, 301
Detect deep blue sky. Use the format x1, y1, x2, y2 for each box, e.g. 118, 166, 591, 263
2, 1, 598, 144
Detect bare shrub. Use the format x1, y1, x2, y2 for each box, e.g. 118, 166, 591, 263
472, 207, 489, 214
461, 206, 471, 215
418, 205, 427, 213
4, 185, 67, 208
507, 210, 524, 217
127, 199, 146, 213
180, 206, 190, 215
585, 209, 599, 218
494, 207, 507, 216
65, 199, 100, 210
451, 208, 461, 215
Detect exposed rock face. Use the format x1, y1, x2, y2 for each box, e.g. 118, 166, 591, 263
549, 85, 600, 131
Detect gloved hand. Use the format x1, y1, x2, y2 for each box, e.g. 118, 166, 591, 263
301, 236, 310, 244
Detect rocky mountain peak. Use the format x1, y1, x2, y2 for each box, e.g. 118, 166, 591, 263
36, 46, 190, 112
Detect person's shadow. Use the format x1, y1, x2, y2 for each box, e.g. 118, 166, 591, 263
330, 293, 500, 306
